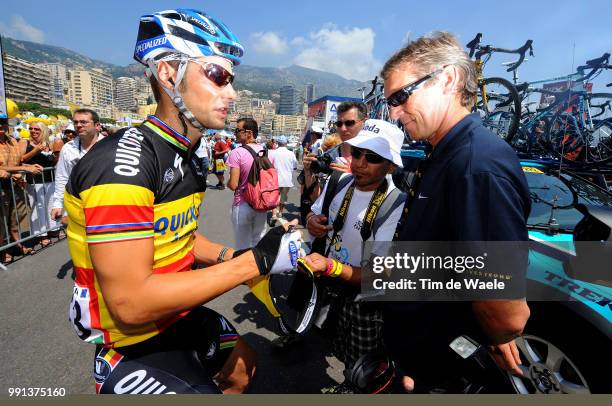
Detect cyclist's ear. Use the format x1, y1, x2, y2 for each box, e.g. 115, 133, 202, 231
157, 60, 179, 91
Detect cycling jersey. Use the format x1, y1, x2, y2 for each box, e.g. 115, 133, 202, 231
65, 115, 208, 348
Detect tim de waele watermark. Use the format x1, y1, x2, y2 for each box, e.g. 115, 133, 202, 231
370, 252, 509, 291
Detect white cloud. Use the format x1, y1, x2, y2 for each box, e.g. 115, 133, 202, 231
290, 36, 306, 46
0, 15, 45, 43
249, 32, 288, 55
293, 25, 381, 81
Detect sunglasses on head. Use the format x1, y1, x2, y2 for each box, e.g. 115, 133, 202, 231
350, 146, 386, 164
335, 119, 359, 128
385, 66, 448, 108
190, 60, 235, 87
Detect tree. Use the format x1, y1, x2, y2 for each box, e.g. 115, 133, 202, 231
16, 102, 72, 118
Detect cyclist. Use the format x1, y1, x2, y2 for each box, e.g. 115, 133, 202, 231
65, 8, 301, 394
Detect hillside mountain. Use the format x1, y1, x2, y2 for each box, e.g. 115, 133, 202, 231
2, 36, 116, 71
1, 36, 366, 100
234, 64, 365, 100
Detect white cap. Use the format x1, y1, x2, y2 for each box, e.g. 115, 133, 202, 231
310, 124, 324, 133
345, 119, 404, 167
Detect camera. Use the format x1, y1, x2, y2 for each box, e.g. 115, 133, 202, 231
311, 146, 341, 174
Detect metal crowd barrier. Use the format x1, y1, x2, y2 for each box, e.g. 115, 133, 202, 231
0, 166, 65, 271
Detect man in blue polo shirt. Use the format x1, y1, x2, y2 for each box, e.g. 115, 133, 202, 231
380, 32, 531, 392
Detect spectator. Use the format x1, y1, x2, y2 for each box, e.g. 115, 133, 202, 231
212, 133, 230, 190
62, 125, 77, 143
301, 102, 367, 206
21, 122, 58, 247
269, 135, 297, 223
308, 125, 324, 154
328, 101, 368, 172
0, 118, 43, 262
265, 138, 277, 151
50, 109, 104, 223
225, 136, 235, 151
298, 133, 342, 225
194, 135, 210, 187
227, 118, 267, 249
295, 143, 304, 163
302, 120, 406, 391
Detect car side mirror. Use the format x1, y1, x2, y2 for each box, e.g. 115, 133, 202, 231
564, 204, 612, 286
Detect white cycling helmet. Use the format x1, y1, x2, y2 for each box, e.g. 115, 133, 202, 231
134, 9, 244, 130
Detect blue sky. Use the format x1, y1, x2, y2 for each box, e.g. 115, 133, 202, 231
1, 0, 611, 90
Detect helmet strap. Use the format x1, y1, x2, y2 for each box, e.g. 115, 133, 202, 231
146, 58, 206, 132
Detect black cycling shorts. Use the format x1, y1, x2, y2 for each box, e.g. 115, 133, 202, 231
93, 306, 239, 394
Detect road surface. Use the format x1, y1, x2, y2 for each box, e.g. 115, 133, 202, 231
0, 176, 344, 394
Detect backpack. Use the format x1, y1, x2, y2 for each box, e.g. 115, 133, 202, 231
241, 145, 280, 211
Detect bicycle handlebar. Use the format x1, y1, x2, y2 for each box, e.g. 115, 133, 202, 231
585, 53, 610, 68
475, 39, 534, 72
502, 40, 534, 72
364, 76, 379, 100
466, 33, 483, 58
576, 53, 610, 81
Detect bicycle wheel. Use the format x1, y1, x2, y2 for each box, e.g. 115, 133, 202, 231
545, 112, 585, 161
590, 118, 612, 163
474, 77, 521, 143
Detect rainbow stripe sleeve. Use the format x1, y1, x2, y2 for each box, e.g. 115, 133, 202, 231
81, 184, 155, 244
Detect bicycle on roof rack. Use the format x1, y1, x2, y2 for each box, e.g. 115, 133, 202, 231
363, 75, 394, 122
512, 53, 612, 164
466, 33, 534, 143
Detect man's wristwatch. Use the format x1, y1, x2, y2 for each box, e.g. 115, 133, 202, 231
217, 247, 230, 263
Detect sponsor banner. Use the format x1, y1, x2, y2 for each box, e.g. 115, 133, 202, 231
307, 99, 326, 120
359, 241, 611, 304
0, 37, 7, 119
307, 99, 346, 131
324, 100, 339, 129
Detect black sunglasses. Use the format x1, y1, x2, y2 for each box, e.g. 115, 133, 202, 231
191, 60, 235, 87
385, 66, 447, 108
335, 119, 358, 128
350, 146, 386, 164
234, 128, 250, 134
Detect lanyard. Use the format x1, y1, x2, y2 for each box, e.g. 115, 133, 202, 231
325, 178, 389, 257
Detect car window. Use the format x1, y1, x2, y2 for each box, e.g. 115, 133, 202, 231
525, 168, 612, 230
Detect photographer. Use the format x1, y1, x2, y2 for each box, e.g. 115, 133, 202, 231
299, 133, 341, 224
301, 120, 406, 392
300, 102, 367, 220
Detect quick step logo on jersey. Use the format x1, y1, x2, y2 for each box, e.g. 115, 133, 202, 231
114, 129, 144, 177
154, 206, 198, 236
113, 370, 176, 394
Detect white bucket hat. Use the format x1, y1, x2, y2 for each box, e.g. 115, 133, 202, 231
345, 119, 404, 167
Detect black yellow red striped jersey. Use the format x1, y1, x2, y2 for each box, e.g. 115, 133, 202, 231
65, 115, 207, 348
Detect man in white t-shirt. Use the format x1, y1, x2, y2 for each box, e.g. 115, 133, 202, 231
302, 119, 406, 388
269, 135, 297, 222
50, 109, 104, 223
